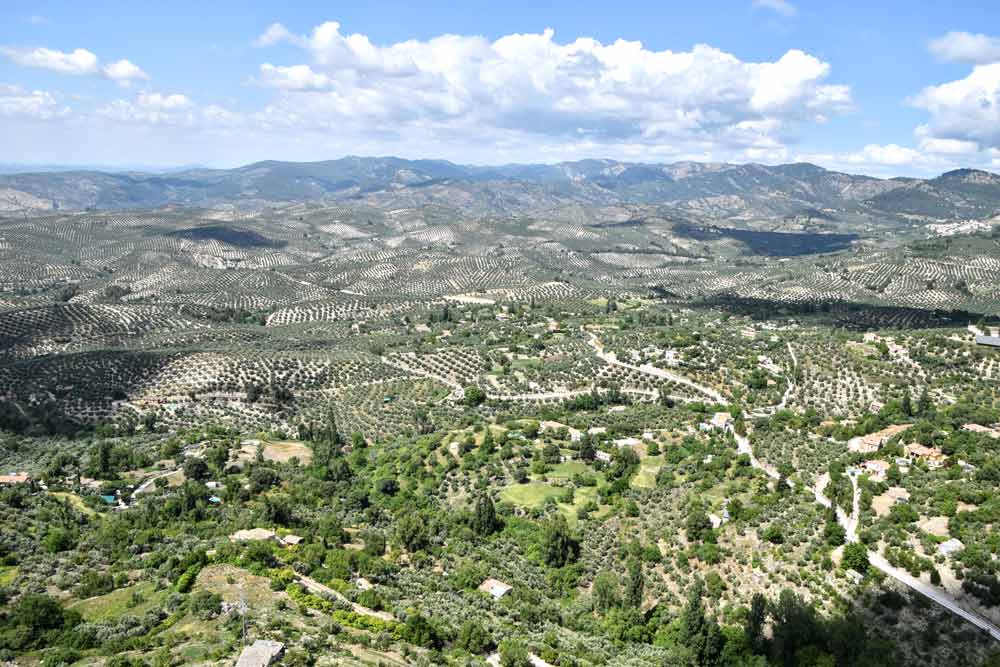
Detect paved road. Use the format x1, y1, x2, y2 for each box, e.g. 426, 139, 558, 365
743, 426, 1000, 642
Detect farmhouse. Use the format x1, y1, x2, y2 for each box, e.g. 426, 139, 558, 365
235, 640, 284, 667
230, 528, 277, 543
0, 472, 29, 485
904, 443, 946, 469
710, 412, 733, 430
975, 335, 1000, 348
847, 424, 912, 454
862, 460, 890, 481
281, 534, 303, 546
478, 578, 513, 599
595, 450, 612, 463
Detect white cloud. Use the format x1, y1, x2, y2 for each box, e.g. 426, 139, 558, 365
97, 92, 241, 130
257, 63, 333, 91
752, 0, 798, 18
0, 83, 65, 119
1, 46, 149, 85
254, 22, 297, 48
99, 92, 194, 126
251, 22, 851, 161
0, 46, 99, 75
918, 137, 980, 155
910, 63, 1000, 149
928, 31, 1000, 65
101, 59, 150, 85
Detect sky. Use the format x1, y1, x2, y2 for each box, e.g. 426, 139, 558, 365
1, 1, 999, 177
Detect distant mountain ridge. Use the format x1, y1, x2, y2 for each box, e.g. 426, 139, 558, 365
1, 156, 999, 224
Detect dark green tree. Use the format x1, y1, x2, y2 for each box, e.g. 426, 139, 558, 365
471, 494, 500, 537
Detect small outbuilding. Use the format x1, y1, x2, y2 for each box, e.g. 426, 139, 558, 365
478, 578, 513, 599
938, 538, 965, 557
235, 640, 284, 667
230, 528, 277, 543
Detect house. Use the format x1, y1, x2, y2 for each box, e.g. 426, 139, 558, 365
235, 640, 284, 667
478, 578, 513, 599
710, 412, 733, 430
862, 460, 890, 482
938, 538, 965, 557
230, 528, 277, 543
281, 534, 303, 547
847, 424, 912, 454
613, 436, 642, 448
0, 472, 29, 486
975, 335, 1000, 348
904, 443, 946, 469
595, 450, 612, 463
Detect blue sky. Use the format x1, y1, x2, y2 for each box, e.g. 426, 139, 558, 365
1, 1, 999, 176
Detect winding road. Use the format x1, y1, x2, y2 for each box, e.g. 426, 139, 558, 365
730, 348, 1000, 642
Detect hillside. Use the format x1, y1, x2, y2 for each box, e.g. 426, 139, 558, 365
3, 159, 999, 227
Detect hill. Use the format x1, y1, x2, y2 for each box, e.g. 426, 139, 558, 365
2, 158, 999, 228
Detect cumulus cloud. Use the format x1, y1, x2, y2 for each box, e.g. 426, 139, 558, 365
0, 46, 98, 75
929, 31, 1000, 65
251, 22, 850, 161
0, 46, 149, 84
910, 63, 1000, 149
257, 63, 333, 91
752, 0, 798, 17
0, 83, 66, 119
101, 59, 150, 85
253, 22, 298, 48
98, 91, 241, 129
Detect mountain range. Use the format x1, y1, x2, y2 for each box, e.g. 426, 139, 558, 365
2, 157, 1000, 226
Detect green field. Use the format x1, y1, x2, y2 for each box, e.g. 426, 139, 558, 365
69, 581, 168, 622
632, 455, 665, 489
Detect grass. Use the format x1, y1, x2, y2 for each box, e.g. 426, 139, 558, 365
50, 491, 97, 517
500, 476, 605, 527
500, 482, 565, 508
262, 439, 313, 464
632, 455, 664, 489
69, 581, 167, 622
0, 566, 18, 586
545, 460, 591, 479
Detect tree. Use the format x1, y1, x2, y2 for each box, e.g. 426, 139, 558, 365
842, 542, 869, 574
499, 639, 531, 667
678, 579, 725, 666
401, 611, 442, 649
456, 619, 493, 653
769, 589, 820, 666
472, 494, 500, 537
542, 441, 562, 465
183, 456, 209, 481
762, 524, 784, 545
746, 592, 768, 654
593, 570, 620, 612
542, 514, 579, 567
824, 516, 846, 547
623, 558, 644, 610
917, 386, 932, 416
579, 436, 596, 462
395, 513, 430, 553
464, 386, 487, 407
481, 427, 495, 455
686, 502, 714, 544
